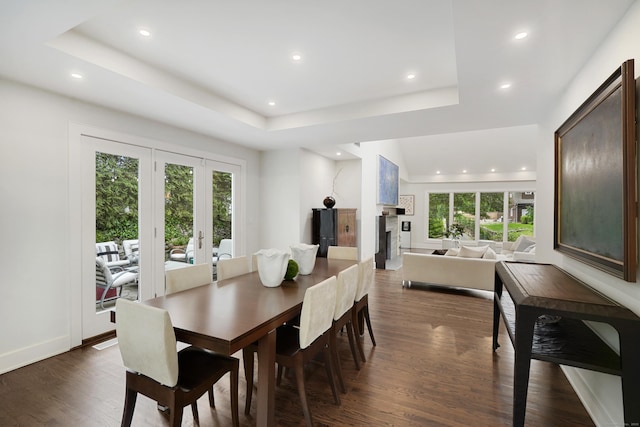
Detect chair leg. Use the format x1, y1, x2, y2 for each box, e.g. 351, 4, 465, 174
169, 402, 183, 427
353, 308, 366, 362
276, 364, 284, 386
230, 362, 240, 427
329, 327, 347, 393
121, 387, 138, 427
322, 345, 341, 406
293, 358, 314, 427
208, 388, 215, 407
363, 305, 377, 346
191, 402, 199, 422
345, 320, 361, 370
242, 348, 254, 415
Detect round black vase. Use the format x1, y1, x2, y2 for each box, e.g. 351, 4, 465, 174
323, 196, 336, 208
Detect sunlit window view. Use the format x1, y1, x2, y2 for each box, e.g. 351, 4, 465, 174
427, 191, 534, 243
95, 152, 140, 311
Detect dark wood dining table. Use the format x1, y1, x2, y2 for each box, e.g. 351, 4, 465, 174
119, 257, 356, 427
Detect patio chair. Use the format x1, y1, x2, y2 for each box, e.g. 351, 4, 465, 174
122, 239, 140, 265
96, 241, 130, 269
212, 239, 233, 264
169, 238, 194, 263
96, 257, 138, 309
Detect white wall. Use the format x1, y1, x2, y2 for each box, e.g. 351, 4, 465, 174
537, 2, 640, 425
0, 79, 261, 374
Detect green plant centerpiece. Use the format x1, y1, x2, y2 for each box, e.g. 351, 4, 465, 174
284, 259, 299, 280
444, 223, 465, 239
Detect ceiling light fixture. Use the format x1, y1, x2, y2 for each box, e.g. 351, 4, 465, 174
139, 29, 151, 37
500, 83, 512, 89
71, 73, 83, 79
491, 168, 496, 172
291, 52, 302, 62
407, 73, 416, 80
336, 152, 342, 156
462, 169, 467, 174
521, 167, 527, 171
515, 31, 528, 40
268, 101, 276, 106
436, 170, 441, 175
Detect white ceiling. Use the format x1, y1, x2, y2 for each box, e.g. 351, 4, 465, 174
0, 0, 635, 180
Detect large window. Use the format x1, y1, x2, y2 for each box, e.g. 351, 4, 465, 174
426, 191, 534, 243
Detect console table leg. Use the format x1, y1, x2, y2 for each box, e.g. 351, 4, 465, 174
513, 310, 537, 427
618, 326, 640, 426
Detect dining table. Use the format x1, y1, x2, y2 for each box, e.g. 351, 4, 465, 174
113, 257, 356, 427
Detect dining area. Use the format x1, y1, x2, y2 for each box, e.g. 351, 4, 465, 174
111, 245, 376, 427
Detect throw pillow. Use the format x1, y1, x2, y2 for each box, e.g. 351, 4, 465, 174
457, 245, 488, 258
482, 247, 497, 259
445, 248, 459, 256
514, 237, 534, 252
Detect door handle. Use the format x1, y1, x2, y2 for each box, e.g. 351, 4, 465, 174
198, 231, 204, 249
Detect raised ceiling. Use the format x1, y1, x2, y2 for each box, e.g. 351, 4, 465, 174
0, 0, 634, 180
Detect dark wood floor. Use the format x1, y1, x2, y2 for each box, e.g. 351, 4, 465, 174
0, 267, 595, 426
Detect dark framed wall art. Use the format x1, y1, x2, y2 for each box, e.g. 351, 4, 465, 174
554, 59, 636, 282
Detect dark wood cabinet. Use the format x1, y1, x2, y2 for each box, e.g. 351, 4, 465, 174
312, 208, 357, 257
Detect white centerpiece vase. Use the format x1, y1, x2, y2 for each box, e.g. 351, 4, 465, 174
290, 243, 319, 275
254, 249, 290, 287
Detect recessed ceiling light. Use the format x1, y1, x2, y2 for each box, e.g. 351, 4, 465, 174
268, 101, 276, 106
436, 170, 441, 175
500, 83, 512, 89
514, 32, 528, 40
291, 52, 302, 62
71, 73, 83, 79
407, 73, 416, 80
336, 152, 342, 156
139, 29, 151, 37
491, 168, 496, 172
462, 169, 467, 174
521, 167, 527, 171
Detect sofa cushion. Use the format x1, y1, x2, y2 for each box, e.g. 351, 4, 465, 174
445, 248, 459, 256
482, 247, 497, 259
514, 236, 535, 252
458, 245, 488, 258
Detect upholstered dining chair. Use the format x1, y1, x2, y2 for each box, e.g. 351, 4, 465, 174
216, 256, 250, 281
353, 256, 377, 362
330, 264, 361, 393
165, 263, 212, 295
244, 277, 341, 426
327, 246, 358, 261
115, 299, 239, 427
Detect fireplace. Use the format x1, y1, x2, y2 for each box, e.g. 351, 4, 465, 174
375, 215, 399, 269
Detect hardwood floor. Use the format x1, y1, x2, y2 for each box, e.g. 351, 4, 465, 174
0, 268, 594, 426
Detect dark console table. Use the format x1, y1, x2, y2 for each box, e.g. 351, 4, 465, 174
493, 261, 640, 427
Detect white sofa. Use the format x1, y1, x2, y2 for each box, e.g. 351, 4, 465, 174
401, 236, 536, 291
402, 251, 498, 291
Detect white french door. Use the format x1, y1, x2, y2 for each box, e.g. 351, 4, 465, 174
76, 131, 242, 340
80, 136, 152, 338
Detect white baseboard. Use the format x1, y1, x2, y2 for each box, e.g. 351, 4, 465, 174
0, 335, 70, 375
562, 365, 621, 427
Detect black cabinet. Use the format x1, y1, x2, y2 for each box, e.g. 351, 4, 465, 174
312, 208, 357, 257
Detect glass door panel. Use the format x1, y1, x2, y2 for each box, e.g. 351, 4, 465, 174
81, 136, 151, 339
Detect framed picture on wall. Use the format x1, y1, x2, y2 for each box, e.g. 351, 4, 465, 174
554, 59, 636, 282
377, 155, 399, 206
398, 195, 414, 215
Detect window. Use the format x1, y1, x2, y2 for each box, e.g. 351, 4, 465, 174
426, 191, 534, 243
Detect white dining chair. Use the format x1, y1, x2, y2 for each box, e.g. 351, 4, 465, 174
327, 246, 358, 261
353, 256, 376, 362
217, 256, 250, 281
165, 263, 212, 295
330, 264, 361, 393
